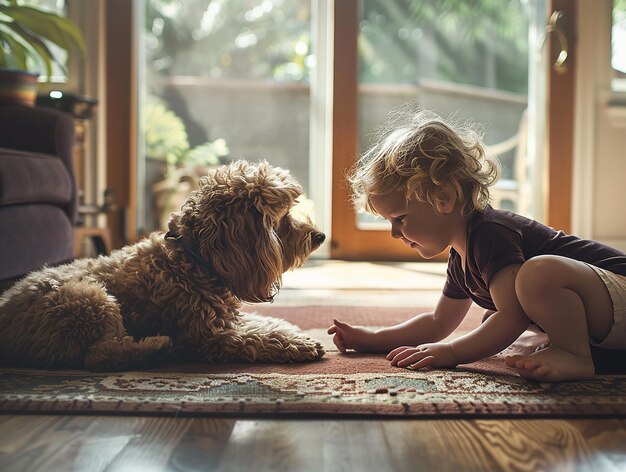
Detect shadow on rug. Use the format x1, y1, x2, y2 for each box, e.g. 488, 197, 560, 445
1, 305, 625, 418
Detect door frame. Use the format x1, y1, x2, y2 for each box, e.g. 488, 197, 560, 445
545, 0, 576, 234
104, 0, 577, 255
330, 0, 423, 261
330, 0, 576, 260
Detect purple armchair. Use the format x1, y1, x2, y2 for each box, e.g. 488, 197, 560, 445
0, 104, 77, 284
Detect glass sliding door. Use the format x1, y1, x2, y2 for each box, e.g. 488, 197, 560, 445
331, 0, 548, 260
613, 0, 626, 91
134, 0, 553, 261
136, 1, 324, 240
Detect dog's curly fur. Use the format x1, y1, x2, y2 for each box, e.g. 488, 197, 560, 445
0, 161, 326, 371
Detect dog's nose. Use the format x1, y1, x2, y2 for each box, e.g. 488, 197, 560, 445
312, 232, 326, 248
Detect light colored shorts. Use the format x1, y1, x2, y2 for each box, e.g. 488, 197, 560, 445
587, 264, 626, 350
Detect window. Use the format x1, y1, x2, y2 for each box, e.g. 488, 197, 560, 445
613, 0, 626, 91
19, 0, 69, 82
137, 0, 317, 235
135, 0, 548, 260
356, 0, 536, 227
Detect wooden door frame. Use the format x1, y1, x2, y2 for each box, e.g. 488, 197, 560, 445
330, 0, 576, 260
545, 0, 575, 233
104, 0, 137, 249
104, 0, 131, 249
105, 0, 576, 254
330, 0, 424, 261
329, 0, 357, 260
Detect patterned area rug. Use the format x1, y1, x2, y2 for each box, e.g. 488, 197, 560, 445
1, 305, 626, 418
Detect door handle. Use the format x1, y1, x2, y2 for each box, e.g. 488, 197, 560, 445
546, 10, 569, 74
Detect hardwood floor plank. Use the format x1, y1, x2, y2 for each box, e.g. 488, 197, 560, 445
105, 417, 193, 472
0, 416, 119, 472
214, 420, 326, 472
167, 418, 237, 471
2, 416, 626, 472
43, 416, 144, 472
0, 415, 60, 455
0, 416, 150, 472
378, 420, 495, 471
321, 420, 396, 472
448, 420, 591, 471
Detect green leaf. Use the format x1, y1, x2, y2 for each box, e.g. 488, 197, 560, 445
0, 3, 84, 77
3, 20, 53, 76
1, 32, 28, 70
1, 5, 84, 54
44, 11, 85, 54
0, 39, 6, 67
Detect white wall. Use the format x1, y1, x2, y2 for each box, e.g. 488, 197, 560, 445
573, 0, 626, 251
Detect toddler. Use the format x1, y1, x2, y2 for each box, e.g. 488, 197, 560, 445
327, 108, 626, 382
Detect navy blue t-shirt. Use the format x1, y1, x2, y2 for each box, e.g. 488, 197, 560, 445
443, 205, 626, 311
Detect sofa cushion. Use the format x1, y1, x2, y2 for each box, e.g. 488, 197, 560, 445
0, 204, 74, 280
0, 147, 72, 206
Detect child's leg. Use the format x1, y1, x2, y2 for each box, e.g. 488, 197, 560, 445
505, 255, 615, 381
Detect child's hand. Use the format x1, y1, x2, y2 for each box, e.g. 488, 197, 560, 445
327, 319, 374, 353
386, 342, 458, 369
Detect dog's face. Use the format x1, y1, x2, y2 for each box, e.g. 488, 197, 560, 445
170, 160, 325, 302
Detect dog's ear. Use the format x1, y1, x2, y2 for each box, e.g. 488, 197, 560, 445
167, 210, 183, 234
246, 161, 303, 221
199, 203, 283, 302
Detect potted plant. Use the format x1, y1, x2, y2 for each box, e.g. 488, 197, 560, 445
145, 97, 230, 230
0, 0, 84, 106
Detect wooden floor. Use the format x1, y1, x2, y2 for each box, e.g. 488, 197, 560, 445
2, 261, 626, 471
1, 416, 626, 471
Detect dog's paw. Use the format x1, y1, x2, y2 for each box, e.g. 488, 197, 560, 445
313, 340, 325, 358
291, 337, 325, 362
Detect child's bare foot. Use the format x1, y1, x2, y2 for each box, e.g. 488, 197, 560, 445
502, 324, 550, 358
505, 346, 595, 382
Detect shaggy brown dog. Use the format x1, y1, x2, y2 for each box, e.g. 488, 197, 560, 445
0, 161, 326, 371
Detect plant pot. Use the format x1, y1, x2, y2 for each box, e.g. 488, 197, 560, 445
0, 69, 39, 107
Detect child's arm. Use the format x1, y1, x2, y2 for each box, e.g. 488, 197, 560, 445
449, 264, 530, 363
327, 294, 472, 353
389, 264, 530, 369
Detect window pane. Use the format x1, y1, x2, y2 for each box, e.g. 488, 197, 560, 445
613, 0, 626, 90
139, 0, 313, 233
18, 0, 68, 81
357, 0, 536, 228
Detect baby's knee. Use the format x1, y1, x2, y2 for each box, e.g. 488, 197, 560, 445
515, 255, 568, 298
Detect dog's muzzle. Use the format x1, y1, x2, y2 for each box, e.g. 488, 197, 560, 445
312, 232, 326, 250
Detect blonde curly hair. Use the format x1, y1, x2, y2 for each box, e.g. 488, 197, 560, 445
349, 108, 500, 216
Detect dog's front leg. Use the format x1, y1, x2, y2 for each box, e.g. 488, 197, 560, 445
199, 312, 324, 363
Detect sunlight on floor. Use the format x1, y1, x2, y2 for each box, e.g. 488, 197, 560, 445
275, 260, 447, 307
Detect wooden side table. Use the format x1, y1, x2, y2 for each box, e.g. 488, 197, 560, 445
74, 227, 112, 258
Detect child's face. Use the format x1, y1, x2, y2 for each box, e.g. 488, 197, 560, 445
369, 191, 454, 259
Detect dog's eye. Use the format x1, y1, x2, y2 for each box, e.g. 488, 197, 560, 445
279, 215, 289, 227
278, 215, 292, 232
289, 197, 313, 223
